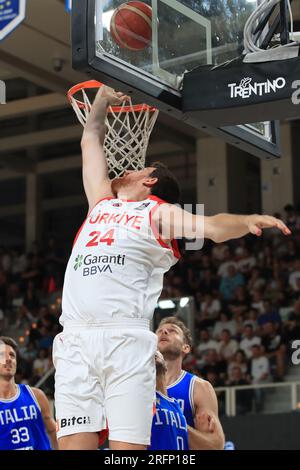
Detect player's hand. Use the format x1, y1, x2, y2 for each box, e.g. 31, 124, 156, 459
195, 411, 216, 433
245, 214, 291, 237
99, 85, 129, 106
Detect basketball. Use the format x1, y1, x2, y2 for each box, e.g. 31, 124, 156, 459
110, 1, 152, 51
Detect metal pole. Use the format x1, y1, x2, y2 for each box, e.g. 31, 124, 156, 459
231, 387, 236, 417
225, 388, 231, 417
280, 0, 290, 45
291, 383, 298, 410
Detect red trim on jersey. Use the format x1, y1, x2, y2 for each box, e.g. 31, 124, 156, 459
72, 219, 86, 250
72, 197, 113, 249
149, 198, 181, 260
98, 428, 109, 446
147, 195, 168, 205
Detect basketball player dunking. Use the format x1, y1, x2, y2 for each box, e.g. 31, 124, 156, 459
0, 337, 57, 450
53, 85, 290, 450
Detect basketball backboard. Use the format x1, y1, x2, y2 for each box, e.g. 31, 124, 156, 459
72, 0, 281, 159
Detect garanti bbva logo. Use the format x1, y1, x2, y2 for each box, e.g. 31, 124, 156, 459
74, 255, 83, 270
73, 253, 125, 276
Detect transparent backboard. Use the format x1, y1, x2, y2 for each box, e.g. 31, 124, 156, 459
96, 0, 213, 91
72, 0, 281, 158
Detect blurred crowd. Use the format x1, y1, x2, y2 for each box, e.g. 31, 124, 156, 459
0, 237, 64, 393
1, 204, 300, 413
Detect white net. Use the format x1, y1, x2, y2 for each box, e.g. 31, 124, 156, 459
68, 82, 159, 178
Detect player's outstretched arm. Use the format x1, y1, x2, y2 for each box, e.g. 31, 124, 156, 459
152, 204, 291, 243
32, 387, 58, 450
81, 86, 129, 211
188, 379, 225, 450
203, 212, 291, 242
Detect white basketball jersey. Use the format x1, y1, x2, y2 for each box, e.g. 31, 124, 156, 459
60, 196, 180, 325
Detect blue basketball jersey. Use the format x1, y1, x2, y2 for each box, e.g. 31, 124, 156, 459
149, 391, 189, 450
167, 371, 196, 427
0, 384, 51, 450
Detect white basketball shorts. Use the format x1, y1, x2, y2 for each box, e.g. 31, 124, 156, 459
53, 319, 157, 445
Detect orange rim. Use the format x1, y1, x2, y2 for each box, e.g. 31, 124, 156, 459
67, 80, 157, 113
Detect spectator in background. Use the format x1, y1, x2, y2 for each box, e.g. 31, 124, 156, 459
289, 278, 300, 301
206, 370, 225, 389
1, 248, 11, 273
257, 245, 273, 271
219, 265, 244, 301
243, 308, 259, 334
228, 286, 250, 318
217, 248, 237, 278
284, 204, 300, 231
213, 312, 237, 340
0, 307, 4, 333
289, 259, 300, 293
206, 370, 226, 415
227, 350, 249, 381
265, 276, 286, 304
218, 330, 239, 362
257, 300, 282, 329
236, 247, 256, 274
0, 271, 7, 311
198, 269, 219, 296
261, 322, 286, 381
198, 293, 221, 328
32, 348, 51, 381
283, 239, 298, 264
200, 349, 227, 381
10, 247, 27, 281
289, 299, 300, 323
251, 289, 265, 314
282, 312, 300, 355
44, 237, 65, 279
36, 326, 54, 350
21, 254, 43, 290
250, 344, 271, 412
247, 267, 266, 295
195, 329, 219, 367
240, 324, 261, 359
14, 304, 36, 330
225, 366, 252, 415
19, 340, 37, 366
212, 243, 229, 263
23, 280, 40, 313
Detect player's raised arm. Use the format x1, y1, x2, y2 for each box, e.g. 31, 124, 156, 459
32, 387, 58, 450
152, 204, 291, 243
188, 379, 225, 450
80, 86, 129, 211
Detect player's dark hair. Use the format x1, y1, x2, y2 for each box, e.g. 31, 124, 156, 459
149, 162, 180, 205
0, 336, 18, 354
158, 316, 193, 348
222, 329, 231, 336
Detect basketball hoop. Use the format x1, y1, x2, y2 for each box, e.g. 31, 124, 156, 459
67, 80, 159, 178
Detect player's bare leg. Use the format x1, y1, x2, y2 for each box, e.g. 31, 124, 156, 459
58, 432, 99, 450
109, 440, 146, 450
